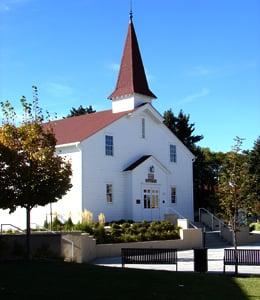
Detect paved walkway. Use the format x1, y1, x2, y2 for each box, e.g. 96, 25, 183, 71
93, 243, 260, 275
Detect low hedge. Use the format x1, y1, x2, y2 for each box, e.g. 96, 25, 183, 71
249, 222, 260, 232
44, 219, 180, 244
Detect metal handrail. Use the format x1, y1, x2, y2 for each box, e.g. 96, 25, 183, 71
0, 224, 25, 234
167, 207, 198, 229
199, 208, 226, 231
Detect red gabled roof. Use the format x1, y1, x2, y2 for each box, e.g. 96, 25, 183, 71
108, 19, 156, 100
46, 110, 129, 145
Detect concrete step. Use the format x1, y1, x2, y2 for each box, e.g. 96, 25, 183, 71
193, 221, 232, 248
204, 231, 231, 249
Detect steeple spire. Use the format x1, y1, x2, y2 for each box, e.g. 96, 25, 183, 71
129, 0, 133, 22
129, 9, 133, 22
108, 15, 157, 103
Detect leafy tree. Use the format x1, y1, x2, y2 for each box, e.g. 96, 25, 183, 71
163, 109, 203, 152
0, 143, 21, 210
193, 147, 225, 212
218, 137, 257, 274
67, 105, 96, 118
0, 86, 72, 258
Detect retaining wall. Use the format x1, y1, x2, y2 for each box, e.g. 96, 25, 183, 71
0, 232, 61, 258
0, 223, 203, 263
221, 226, 260, 245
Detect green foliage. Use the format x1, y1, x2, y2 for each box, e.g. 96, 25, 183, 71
249, 222, 260, 232
96, 221, 179, 244
93, 224, 107, 244
53, 218, 179, 244
64, 217, 74, 231
0, 87, 72, 213
52, 216, 63, 231
74, 222, 94, 235
218, 137, 258, 263
0, 87, 72, 257
163, 108, 221, 212
66, 105, 96, 118
163, 109, 203, 152
193, 147, 226, 211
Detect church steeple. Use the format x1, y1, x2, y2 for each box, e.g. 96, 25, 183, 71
108, 14, 156, 113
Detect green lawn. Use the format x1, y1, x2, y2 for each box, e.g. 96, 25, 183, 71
0, 261, 259, 300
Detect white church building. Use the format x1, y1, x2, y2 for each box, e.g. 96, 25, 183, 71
1, 15, 195, 228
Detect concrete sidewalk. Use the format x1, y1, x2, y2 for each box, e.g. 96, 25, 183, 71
93, 243, 260, 275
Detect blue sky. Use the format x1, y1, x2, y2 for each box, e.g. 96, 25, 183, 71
0, 0, 259, 152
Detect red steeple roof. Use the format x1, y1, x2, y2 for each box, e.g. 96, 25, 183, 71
108, 18, 156, 100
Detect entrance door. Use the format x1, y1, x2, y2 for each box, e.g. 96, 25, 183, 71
142, 186, 160, 221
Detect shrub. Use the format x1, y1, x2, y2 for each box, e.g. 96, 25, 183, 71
33, 217, 180, 244
52, 216, 63, 231
74, 222, 94, 234
121, 222, 131, 231
250, 222, 260, 232
121, 233, 139, 243
93, 225, 107, 244
64, 217, 74, 231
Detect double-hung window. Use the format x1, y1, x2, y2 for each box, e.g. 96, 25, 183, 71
170, 144, 176, 162
105, 135, 113, 156
171, 187, 176, 204
106, 184, 113, 203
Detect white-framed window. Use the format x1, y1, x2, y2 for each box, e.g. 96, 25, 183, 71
143, 188, 159, 209
141, 118, 145, 138
170, 144, 176, 162
171, 187, 176, 204
106, 184, 113, 203
105, 135, 113, 156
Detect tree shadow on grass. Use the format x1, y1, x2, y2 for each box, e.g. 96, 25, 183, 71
0, 261, 258, 300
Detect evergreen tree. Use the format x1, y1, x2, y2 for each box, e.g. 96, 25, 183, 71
163, 109, 203, 152
67, 105, 96, 118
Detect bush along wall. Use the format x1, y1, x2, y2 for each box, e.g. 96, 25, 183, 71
44, 218, 180, 244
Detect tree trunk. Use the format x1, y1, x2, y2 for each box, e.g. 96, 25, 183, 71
233, 225, 238, 275
26, 207, 31, 259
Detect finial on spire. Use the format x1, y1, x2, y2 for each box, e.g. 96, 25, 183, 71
129, 0, 133, 22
